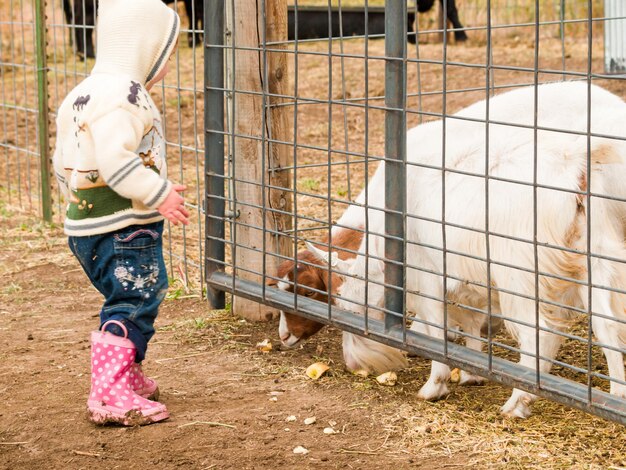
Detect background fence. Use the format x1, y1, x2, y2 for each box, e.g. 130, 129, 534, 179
1, 0, 625, 424
1, 0, 206, 295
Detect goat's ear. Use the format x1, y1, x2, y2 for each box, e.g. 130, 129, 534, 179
306, 241, 329, 263
306, 240, 354, 274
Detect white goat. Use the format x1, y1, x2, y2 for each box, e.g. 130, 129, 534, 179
309, 81, 626, 418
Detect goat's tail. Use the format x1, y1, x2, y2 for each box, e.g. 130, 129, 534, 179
342, 332, 408, 374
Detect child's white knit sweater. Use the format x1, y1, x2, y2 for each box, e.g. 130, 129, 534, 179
53, 0, 180, 236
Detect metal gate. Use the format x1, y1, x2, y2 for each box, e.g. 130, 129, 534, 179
204, 0, 626, 425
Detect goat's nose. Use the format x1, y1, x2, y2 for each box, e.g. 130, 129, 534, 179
281, 334, 300, 348
343, 347, 363, 372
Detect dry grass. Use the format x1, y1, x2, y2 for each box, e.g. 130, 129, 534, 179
376, 400, 625, 469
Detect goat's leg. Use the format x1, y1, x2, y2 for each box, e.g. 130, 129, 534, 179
445, 0, 468, 42
414, 276, 451, 401
84, 0, 96, 59
584, 255, 626, 398
63, 0, 75, 48
459, 317, 487, 386
407, 271, 450, 400
502, 327, 564, 418
498, 288, 564, 418
73, 0, 96, 59
436, 303, 487, 386
418, 359, 451, 401
577, 198, 626, 397
184, 0, 203, 47
195, 1, 204, 46
591, 307, 626, 398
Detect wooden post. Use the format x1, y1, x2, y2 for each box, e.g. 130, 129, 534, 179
231, 0, 293, 321
35, 0, 52, 223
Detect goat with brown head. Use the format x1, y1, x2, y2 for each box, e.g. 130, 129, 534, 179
268, 227, 364, 347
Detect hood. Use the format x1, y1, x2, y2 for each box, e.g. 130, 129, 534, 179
91, 0, 180, 84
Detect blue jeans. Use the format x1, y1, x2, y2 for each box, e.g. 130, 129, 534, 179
68, 221, 168, 362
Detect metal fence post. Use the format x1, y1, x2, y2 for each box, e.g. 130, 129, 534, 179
384, 0, 407, 330
604, 0, 626, 73
205, 0, 226, 309
35, 0, 52, 223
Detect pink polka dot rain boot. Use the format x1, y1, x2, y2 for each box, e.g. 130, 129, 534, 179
87, 321, 169, 426
129, 362, 159, 400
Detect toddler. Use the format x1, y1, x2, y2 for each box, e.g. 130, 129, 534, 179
53, 0, 188, 425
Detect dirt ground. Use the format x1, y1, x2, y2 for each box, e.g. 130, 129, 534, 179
1, 196, 625, 470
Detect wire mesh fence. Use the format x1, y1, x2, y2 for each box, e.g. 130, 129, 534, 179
204, 0, 626, 425
1, 0, 41, 214
1, 0, 625, 424
0, 0, 206, 294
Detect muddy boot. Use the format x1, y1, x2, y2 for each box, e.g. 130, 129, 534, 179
87, 321, 169, 426
129, 362, 159, 400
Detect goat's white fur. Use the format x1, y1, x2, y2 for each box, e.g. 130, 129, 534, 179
336, 82, 626, 418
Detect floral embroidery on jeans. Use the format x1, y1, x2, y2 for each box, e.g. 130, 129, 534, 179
114, 265, 159, 298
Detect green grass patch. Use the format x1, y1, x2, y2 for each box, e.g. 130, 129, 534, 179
300, 177, 321, 192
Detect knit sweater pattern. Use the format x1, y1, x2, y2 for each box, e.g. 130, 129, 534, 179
53, 74, 171, 236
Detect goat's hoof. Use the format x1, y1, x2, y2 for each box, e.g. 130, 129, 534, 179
187, 33, 203, 48
417, 380, 449, 401
458, 371, 486, 386
446, 331, 458, 341
501, 395, 533, 419
455, 32, 468, 42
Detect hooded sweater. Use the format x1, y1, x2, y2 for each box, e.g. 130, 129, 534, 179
53, 0, 180, 236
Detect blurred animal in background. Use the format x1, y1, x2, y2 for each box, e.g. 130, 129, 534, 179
415, 0, 467, 42
162, 0, 203, 47
63, 0, 203, 58
286, 0, 466, 44
287, 6, 418, 43
62, 0, 96, 58
63, 0, 463, 58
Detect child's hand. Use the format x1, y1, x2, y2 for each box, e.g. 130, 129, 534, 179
158, 184, 190, 225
